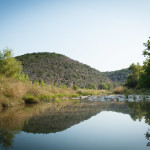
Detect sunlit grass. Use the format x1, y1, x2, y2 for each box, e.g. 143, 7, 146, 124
0, 76, 109, 109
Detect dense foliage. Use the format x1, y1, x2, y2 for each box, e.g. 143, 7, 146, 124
103, 69, 131, 83
16, 52, 111, 88
138, 38, 150, 88
0, 48, 29, 82
0, 48, 22, 78
125, 37, 150, 89
125, 63, 142, 88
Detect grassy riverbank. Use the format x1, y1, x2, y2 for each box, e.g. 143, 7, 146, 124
1, 76, 150, 109
113, 86, 150, 95
0, 76, 109, 109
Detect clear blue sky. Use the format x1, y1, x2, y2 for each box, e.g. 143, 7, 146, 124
0, 0, 150, 71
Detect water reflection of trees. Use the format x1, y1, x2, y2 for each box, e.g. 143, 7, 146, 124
0, 101, 131, 148
127, 102, 150, 147
0, 101, 148, 149
127, 102, 150, 125
1, 101, 150, 149
145, 129, 150, 146
0, 107, 24, 149
0, 129, 16, 149
22, 102, 131, 134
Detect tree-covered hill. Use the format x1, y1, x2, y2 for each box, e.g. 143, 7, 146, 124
16, 52, 110, 88
103, 69, 131, 83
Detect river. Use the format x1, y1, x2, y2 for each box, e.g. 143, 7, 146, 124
0, 100, 150, 150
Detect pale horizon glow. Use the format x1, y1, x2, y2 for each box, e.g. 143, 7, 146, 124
0, 0, 150, 71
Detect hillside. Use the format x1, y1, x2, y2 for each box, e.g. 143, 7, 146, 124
103, 68, 131, 83
16, 52, 110, 88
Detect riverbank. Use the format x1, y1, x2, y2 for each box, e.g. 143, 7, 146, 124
0, 76, 109, 109
112, 85, 150, 95
1, 76, 150, 110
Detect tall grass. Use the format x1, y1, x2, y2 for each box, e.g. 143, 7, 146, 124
77, 89, 108, 96
0, 76, 110, 108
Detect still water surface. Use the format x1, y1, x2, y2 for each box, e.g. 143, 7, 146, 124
0, 101, 150, 150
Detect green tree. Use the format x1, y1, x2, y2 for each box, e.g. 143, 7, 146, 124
143, 37, 150, 57
125, 63, 142, 88
138, 38, 150, 88
0, 48, 22, 78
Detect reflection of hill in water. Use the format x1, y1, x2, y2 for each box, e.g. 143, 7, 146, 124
22, 102, 131, 134
1, 101, 150, 148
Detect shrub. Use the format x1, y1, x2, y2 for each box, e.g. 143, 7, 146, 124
113, 86, 124, 94
71, 94, 80, 98
1, 100, 9, 108
2, 86, 15, 97
39, 94, 51, 102
26, 87, 39, 97
98, 83, 108, 90
86, 83, 97, 89
77, 90, 90, 96
73, 84, 78, 90
122, 88, 133, 95
16, 73, 29, 82
59, 85, 67, 89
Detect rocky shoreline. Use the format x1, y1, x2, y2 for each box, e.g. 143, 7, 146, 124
81, 95, 150, 102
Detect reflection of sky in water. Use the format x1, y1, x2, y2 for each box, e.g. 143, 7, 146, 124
10, 111, 149, 150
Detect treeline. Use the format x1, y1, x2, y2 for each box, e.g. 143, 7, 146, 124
125, 37, 150, 89
103, 69, 131, 83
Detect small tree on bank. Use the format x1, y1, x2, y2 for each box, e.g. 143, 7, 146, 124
0, 48, 22, 77
0, 48, 29, 82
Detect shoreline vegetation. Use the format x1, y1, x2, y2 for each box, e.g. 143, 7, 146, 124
0, 75, 110, 110
1, 74, 150, 110
1, 37, 150, 110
